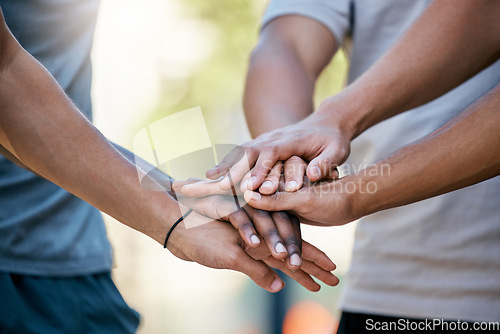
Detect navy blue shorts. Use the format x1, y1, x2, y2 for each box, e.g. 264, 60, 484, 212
0, 271, 140, 333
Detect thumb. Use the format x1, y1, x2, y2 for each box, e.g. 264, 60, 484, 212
306, 145, 347, 182
244, 190, 301, 212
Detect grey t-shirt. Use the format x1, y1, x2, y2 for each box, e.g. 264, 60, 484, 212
0, 0, 112, 275
263, 0, 500, 322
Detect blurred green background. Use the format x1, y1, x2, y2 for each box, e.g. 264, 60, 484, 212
91, 0, 353, 333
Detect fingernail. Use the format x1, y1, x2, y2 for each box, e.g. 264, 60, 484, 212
261, 181, 273, 190
270, 278, 283, 292
250, 235, 260, 245
249, 176, 257, 189
290, 253, 301, 266
251, 192, 261, 201
241, 180, 249, 190
275, 242, 286, 253
313, 165, 321, 177
285, 180, 297, 192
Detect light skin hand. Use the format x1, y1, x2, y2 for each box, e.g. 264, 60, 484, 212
207, 115, 351, 192
239, 155, 339, 194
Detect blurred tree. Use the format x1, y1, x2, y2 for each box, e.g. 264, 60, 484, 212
147, 0, 347, 139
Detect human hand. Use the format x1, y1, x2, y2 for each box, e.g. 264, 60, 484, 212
172, 185, 304, 271
166, 210, 338, 292
206, 103, 352, 191
243, 177, 360, 227
239, 155, 339, 195
246, 239, 339, 292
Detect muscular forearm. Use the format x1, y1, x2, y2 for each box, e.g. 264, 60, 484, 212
0, 18, 180, 244
322, 0, 500, 139
243, 84, 500, 227
351, 84, 500, 219
244, 16, 336, 137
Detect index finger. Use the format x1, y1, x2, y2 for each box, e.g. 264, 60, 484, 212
218, 152, 254, 191
206, 145, 254, 182
176, 177, 233, 197
246, 149, 280, 191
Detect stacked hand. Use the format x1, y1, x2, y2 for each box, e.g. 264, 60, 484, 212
204, 103, 352, 192
164, 188, 339, 293
147, 107, 353, 292
171, 102, 357, 228
169, 159, 351, 294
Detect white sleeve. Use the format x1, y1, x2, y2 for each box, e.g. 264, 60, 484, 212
261, 0, 352, 45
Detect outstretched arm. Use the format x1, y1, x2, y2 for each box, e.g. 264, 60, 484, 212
0, 9, 307, 292
244, 83, 500, 226
209, 0, 500, 188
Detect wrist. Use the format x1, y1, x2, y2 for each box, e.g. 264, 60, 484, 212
316, 88, 376, 140
342, 162, 394, 221
138, 191, 185, 245
338, 172, 378, 222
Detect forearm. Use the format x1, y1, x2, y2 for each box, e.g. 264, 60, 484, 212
244, 16, 336, 137
321, 0, 500, 139
0, 22, 180, 244
350, 84, 500, 219
244, 45, 314, 137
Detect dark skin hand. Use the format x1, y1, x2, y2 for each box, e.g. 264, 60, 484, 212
169, 194, 339, 292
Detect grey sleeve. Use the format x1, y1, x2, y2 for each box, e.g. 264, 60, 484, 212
261, 0, 351, 45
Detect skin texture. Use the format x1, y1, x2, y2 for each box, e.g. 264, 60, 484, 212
244, 83, 500, 225
0, 9, 338, 292
205, 0, 500, 191
179, 0, 500, 234
173, 177, 304, 267
173, 16, 338, 259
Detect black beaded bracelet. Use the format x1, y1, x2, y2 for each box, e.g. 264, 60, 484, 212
163, 209, 193, 249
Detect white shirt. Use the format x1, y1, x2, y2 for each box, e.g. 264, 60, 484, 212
263, 0, 500, 322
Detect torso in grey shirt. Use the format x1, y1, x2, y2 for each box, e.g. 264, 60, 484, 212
263, 0, 500, 322
0, 0, 112, 276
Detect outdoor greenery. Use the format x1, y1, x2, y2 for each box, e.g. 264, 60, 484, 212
148, 0, 348, 136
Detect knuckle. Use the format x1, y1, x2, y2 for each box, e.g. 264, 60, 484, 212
246, 145, 258, 155
261, 145, 277, 155
272, 192, 283, 204
283, 236, 300, 248
254, 209, 270, 220
287, 156, 303, 165
274, 211, 289, 220
255, 268, 273, 283
265, 229, 279, 240
237, 221, 254, 232
309, 265, 321, 276
299, 191, 314, 212
225, 249, 241, 268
